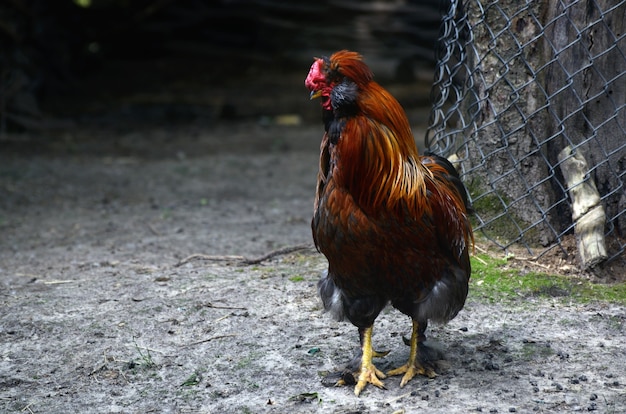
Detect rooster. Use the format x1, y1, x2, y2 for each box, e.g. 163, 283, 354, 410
305, 50, 473, 396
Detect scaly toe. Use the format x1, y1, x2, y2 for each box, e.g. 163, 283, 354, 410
388, 362, 437, 387
354, 368, 386, 396
372, 349, 390, 358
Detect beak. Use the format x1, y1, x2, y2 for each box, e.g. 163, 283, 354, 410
310, 90, 322, 100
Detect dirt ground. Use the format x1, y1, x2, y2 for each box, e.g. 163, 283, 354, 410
1, 61, 625, 413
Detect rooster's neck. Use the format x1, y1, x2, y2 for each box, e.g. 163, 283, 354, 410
333, 120, 427, 214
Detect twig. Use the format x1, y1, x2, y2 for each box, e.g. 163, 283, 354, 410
214, 314, 232, 323
206, 302, 247, 310
473, 255, 488, 265
89, 350, 111, 376
241, 243, 314, 264
147, 222, 161, 236
118, 368, 129, 384
474, 244, 488, 254
15, 273, 41, 278
88, 362, 107, 376
21, 402, 34, 413
130, 345, 166, 354
174, 243, 315, 267
175, 253, 244, 267
512, 256, 551, 269
385, 391, 413, 404
183, 334, 237, 347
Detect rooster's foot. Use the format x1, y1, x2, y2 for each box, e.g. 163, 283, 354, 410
387, 361, 436, 387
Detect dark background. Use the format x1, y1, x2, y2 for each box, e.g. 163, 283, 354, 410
1, 0, 445, 140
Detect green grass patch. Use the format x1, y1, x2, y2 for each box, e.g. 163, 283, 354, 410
470, 253, 626, 306
180, 371, 202, 387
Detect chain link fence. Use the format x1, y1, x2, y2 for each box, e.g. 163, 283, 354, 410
427, 0, 626, 269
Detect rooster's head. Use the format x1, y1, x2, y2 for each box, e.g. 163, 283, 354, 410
305, 50, 373, 111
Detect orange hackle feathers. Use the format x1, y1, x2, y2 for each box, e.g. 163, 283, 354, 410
324, 50, 374, 86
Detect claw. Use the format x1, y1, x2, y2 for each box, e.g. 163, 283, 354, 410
372, 349, 390, 358
334, 326, 388, 396
387, 320, 437, 387
354, 364, 386, 396
388, 361, 436, 387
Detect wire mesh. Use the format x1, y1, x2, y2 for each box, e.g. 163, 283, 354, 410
427, 0, 626, 268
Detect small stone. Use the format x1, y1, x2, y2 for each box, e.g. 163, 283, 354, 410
557, 351, 569, 360
565, 395, 580, 405
484, 360, 500, 371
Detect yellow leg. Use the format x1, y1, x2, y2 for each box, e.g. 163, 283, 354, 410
353, 326, 387, 396
387, 320, 436, 387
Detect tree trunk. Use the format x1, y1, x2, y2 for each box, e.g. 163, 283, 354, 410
463, 0, 626, 251
545, 0, 626, 241
464, 0, 557, 247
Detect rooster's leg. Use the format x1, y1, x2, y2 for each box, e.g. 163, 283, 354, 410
387, 320, 436, 387
351, 326, 387, 396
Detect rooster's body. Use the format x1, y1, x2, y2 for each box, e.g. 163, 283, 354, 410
305, 50, 473, 396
